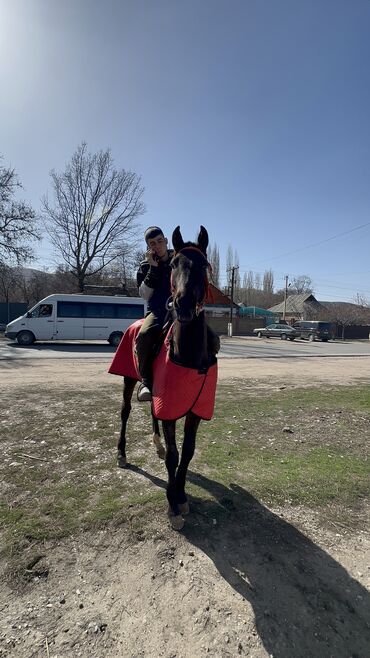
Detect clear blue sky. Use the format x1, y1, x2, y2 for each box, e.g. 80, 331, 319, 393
1, 0, 370, 301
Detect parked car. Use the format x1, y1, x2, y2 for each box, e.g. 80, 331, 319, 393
253, 323, 301, 340
292, 321, 334, 342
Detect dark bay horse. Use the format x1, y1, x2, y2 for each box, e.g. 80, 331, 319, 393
115, 225, 218, 530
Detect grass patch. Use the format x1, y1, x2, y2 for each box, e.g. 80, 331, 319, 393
193, 384, 370, 507
200, 444, 369, 506
0, 382, 369, 581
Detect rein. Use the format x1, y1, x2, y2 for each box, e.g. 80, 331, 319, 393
170, 246, 211, 316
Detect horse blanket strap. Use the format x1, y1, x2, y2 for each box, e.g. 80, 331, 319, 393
108, 320, 218, 422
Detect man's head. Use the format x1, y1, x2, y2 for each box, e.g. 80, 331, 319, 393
144, 226, 168, 260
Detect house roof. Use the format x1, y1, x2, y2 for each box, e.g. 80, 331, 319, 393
205, 283, 238, 307
268, 293, 324, 315
239, 305, 277, 317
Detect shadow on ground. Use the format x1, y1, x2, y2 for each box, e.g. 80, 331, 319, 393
129, 465, 370, 658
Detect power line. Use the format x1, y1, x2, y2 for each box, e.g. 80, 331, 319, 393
247, 221, 370, 268
218, 220, 370, 273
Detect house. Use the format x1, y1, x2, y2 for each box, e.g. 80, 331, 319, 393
205, 284, 262, 335
204, 283, 239, 317
268, 293, 325, 323
239, 305, 279, 322
269, 294, 370, 338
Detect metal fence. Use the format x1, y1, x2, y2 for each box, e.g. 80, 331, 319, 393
0, 302, 28, 329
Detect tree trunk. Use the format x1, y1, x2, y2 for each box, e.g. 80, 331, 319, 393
78, 274, 85, 293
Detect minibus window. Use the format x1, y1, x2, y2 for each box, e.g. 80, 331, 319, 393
85, 303, 115, 318
116, 304, 143, 319
57, 302, 83, 318
29, 304, 53, 318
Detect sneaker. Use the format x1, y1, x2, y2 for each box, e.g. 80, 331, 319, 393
137, 383, 152, 402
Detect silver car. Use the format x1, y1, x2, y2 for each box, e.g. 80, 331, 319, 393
253, 323, 300, 341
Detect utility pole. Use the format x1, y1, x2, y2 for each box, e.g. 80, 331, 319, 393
227, 265, 239, 335
283, 275, 289, 320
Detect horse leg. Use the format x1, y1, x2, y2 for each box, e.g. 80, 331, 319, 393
162, 420, 184, 530
151, 412, 165, 460
117, 376, 137, 468
175, 412, 201, 515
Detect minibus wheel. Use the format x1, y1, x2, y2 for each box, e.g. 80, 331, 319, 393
17, 331, 35, 346
109, 331, 123, 347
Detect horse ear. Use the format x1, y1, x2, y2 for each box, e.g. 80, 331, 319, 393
197, 226, 209, 255
172, 226, 185, 252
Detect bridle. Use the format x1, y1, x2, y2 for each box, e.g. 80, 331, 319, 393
169, 246, 211, 317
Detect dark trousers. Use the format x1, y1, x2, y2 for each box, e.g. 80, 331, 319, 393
135, 312, 165, 385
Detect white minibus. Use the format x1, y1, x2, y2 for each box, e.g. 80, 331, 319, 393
5, 294, 146, 346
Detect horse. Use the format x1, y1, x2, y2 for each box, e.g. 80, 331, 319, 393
109, 225, 218, 530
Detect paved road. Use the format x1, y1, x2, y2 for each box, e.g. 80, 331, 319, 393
220, 336, 370, 359
2, 334, 370, 362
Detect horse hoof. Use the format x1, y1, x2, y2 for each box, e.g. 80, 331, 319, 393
167, 507, 185, 530
169, 514, 185, 531
117, 454, 128, 468
178, 502, 190, 515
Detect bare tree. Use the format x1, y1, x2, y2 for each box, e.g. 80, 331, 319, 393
0, 263, 22, 302
254, 272, 262, 290
52, 265, 79, 294
242, 271, 254, 305
263, 269, 274, 294
225, 244, 233, 294
208, 243, 220, 287
16, 269, 55, 307
43, 143, 145, 292
105, 243, 144, 295
234, 251, 241, 300
321, 302, 366, 340
290, 275, 313, 295
0, 157, 40, 264
225, 245, 240, 298
353, 292, 369, 307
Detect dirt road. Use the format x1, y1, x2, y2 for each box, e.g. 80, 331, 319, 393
5, 354, 370, 389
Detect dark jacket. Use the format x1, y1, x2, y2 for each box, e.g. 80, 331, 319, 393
136, 250, 174, 319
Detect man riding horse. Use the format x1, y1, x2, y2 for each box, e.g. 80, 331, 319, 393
109, 225, 220, 529
135, 226, 219, 402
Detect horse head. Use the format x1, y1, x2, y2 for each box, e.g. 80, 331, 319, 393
171, 226, 210, 323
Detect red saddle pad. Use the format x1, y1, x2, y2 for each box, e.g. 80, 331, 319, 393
108, 321, 217, 421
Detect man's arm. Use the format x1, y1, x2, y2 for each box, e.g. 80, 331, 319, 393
137, 261, 160, 301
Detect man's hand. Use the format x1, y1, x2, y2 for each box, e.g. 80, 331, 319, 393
146, 249, 159, 267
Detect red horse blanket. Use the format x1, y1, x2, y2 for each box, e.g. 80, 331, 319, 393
108, 319, 217, 421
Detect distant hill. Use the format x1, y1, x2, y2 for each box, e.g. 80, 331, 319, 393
15, 266, 51, 281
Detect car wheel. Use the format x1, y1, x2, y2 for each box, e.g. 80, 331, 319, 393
17, 330, 35, 346
308, 334, 315, 342
257, 331, 263, 338
109, 331, 123, 347
281, 333, 287, 340
322, 338, 328, 342
289, 336, 295, 341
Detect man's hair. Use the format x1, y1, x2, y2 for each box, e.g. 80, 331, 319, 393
144, 226, 164, 243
